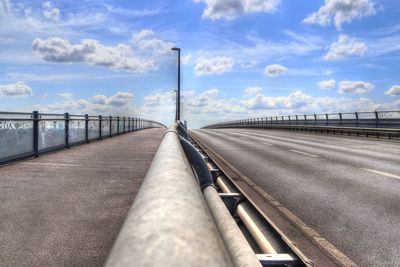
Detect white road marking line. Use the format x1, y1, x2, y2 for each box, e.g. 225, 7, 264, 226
360, 168, 400, 180
289, 149, 319, 158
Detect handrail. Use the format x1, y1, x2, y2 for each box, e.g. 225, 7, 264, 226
105, 122, 233, 267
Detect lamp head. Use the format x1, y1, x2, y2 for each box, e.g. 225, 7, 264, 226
171, 47, 181, 51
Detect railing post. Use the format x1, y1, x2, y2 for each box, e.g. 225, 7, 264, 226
99, 115, 102, 139
128, 117, 130, 132
355, 112, 359, 127
33, 111, 39, 157
326, 113, 329, 126
109, 116, 112, 136
85, 114, 89, 143
65, 113, 70, 148
117, 116, 120, 135
314, 114, 317, 125
339, 113, 342, 126
296, 115, 298, 125
375, 111, 379, 128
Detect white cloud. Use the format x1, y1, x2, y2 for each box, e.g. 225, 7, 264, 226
324, 34, 367, 60
194, 0, 281, 20
195, 56, 234, 76
42, 1, 60, 22
0, 81, 32, 96
303, 0, 376, 29
107, 92, 133, 106
32, 37, 156, 73
91, 92, 133, 106
31, 87, 400, 128
104, 4, 160, 17
244, 86, 263, 96
132, 29, 174, 55
240, 90, 313, 110
385, 85, 400, 96
139, 87, 400, 128
264, 64, 287, 78
318, 79, 336, 90
339, 80, 374, 94
181, 53, 192, 65
34, 91, 135, 115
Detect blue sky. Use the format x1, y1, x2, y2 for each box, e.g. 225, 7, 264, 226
0, 0, 400, 127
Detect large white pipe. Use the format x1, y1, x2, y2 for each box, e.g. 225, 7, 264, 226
105, 124, 232, 267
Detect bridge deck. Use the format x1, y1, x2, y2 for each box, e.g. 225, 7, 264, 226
0, 128, 165, 266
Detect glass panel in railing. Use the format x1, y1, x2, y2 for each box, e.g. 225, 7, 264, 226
341, 113, 356, 119
101, 119, 110, 136
38, 115, 65, 150
69, 116, 85, 143
377, 111, 400, 119
328, 113, 340, 120
88, 117, 99, 139
305, 115, 314, 120
358, 112, 375, 119
0, 116, 34, 160
111, 118, 118, 134
125, 119, 129, 130
119, 119, 124, 132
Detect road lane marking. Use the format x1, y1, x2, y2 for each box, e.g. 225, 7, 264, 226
262, 142, 273, 146
360, 168, 400, 180
289, 149, 319, 158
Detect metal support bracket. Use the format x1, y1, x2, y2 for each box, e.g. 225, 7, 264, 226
256, 254, 297, 266
218, 192, 242, 215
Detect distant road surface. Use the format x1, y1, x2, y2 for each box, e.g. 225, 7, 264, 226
192, 128, 400, 267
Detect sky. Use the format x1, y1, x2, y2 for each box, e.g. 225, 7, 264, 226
0, 0, 400, 128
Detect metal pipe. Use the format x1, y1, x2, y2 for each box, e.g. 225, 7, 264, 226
179, 134, 261, 267
216, 176, 278, 255
105, 123, 232, 267
203, 187, 262, 267
179, 136, 214, 190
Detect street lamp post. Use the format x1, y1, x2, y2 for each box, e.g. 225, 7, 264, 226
171, 47, 181, 121
173, 89, 178, 121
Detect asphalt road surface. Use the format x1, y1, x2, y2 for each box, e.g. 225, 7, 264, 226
193, 128, 400, 267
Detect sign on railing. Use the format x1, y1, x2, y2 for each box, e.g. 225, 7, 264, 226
0, 111, 165, 164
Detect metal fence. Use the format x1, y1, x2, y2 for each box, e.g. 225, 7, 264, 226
203, 110, 400, 129
0, 111, 165, 164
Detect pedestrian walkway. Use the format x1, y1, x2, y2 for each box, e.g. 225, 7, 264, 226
0, 128, 165, 266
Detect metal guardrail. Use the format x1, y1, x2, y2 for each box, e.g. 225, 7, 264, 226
0, 111, 165, 165
105, 122, 238, 267
106, 122, 312, 266
203, 110, 400, 138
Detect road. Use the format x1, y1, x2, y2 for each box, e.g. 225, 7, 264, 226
192, 128, 400, 267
